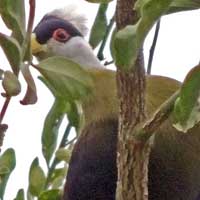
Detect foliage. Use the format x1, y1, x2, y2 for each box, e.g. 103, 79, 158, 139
89, 3, 108, 49
174, 64, 200, 132
0, 148, 16, 199
0, 0, 200, 199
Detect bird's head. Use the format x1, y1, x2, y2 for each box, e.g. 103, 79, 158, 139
31, 6, 103, 68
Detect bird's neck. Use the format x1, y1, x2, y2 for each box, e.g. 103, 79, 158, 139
81, 68, 118, 129
64, 36, 103, 69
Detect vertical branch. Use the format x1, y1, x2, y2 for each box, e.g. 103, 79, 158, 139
45, 123, 72, 188
147, 19, 161, 74
0, 97, 11, 124
97, 15, 115, 60
115, 0, 150, 200
22, 0, 35, 59
27, 0, 36, 35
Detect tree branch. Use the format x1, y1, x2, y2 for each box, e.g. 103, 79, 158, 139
135, 90, 179, 141
115, 0, 150, 199
97, 15, 115, 60
45, 123, 72, 188
147, 19, 161, 74
0, 97, 11, 124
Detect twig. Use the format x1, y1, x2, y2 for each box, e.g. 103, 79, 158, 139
45, 123, 72, 188
0, 124, 8, 151
64, 136, 77, 147
59, 123, 73, 148
27, 0, 36, 34
97, 15, 115, 60
147, 19, 161, 74
135, 90, 179, 141
22, 0, 36, 59
104, 60, 114, 66
0, 97, 11, 124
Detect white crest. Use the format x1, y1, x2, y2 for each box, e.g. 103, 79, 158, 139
47, 5, 88, 36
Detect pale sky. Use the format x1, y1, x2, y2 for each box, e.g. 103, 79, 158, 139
1, 1, 200, 199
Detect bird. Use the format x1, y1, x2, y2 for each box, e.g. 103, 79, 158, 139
31, 6, 200, 200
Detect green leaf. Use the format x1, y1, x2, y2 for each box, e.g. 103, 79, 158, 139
173, 64, 200, 132
39, 77, 81, 129
0, 166, 9, 175
56, 148, 71, 163
0, 0, 26, 43
0, 33, 21, 75
167, 0, 200, 14
42, 99, 68, 166
2, 71, 21, 96
20, 64, 37, 105
28, 158, 46, 197
89, 3, 108, 49
67, 101, 81, 128
85, 0, 112, 3
114, 0, 173, 70
0, 148, 16, 199
51, 176, 64, 189
37, 56, 93, 100
38, 189, 61, 200
14, 189, 25, 200
0, 124, 8, 148
48, 167, 67, 187
110, 28, 117, 60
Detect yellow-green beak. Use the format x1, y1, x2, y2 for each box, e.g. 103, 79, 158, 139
31, 33, 47, 54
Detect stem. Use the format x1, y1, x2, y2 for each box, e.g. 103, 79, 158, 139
27, 0, 36, 34
21, 0, 36, 59
104, 60, 114, 66
45, 123, 72, 188
135, 90, 179, 141
97, 15, 115, 60
0, 97, 11, 124
147, 19, 161, 74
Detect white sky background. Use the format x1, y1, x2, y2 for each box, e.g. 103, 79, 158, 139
0, 0, 200, 199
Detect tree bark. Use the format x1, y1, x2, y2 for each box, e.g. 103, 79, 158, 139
115, 0, 150, 199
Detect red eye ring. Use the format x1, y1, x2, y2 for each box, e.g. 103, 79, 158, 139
52, 28, 70, 42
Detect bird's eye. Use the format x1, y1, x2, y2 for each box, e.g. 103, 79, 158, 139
52, 28, 70, 42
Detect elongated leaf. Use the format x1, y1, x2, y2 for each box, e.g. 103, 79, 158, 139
39, 77, 81, 129
0, 33, 21, 75
14, 189, 25, 200
2, 71, 21, 96
85, 0, 112, 3
89, 3, 108, 49
114, 0, 173, 70
56, 148, 71, 163
37, 56, 93, 100
0, 0, 25, 43
173, 64, 200, 132
0, 165, 9, 175
0, 148, 16, 199
28, 158, 46, 197
49, 167, 67, 186
42, 99, 68, 166
168, 0, 200, 14
50, 167, 68, 189
39, 189, 61, 200
0, 124, 8, 148
20, 64, 37, 105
